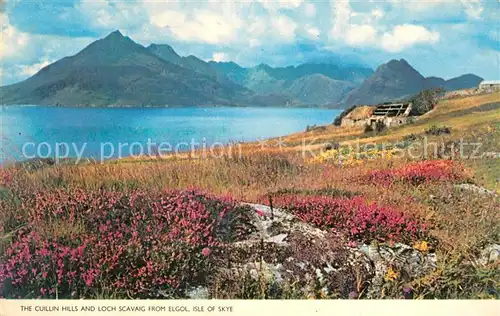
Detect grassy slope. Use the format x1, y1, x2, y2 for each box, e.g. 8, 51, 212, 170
14, 92, 499, 194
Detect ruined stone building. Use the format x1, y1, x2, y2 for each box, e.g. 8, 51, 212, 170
341, 103, 413, 128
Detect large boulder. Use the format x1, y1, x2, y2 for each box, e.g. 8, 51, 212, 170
209, 203, 438, 299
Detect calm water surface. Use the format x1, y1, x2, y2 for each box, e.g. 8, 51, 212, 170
1, 106, 341, 162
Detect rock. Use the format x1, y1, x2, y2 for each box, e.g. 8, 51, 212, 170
477, 244, 500, 266
265, 233, 288, 244
186, 286, 209, 299
454, 183, 497, 196
357, 241, 437, 298
225, 203, 438, 299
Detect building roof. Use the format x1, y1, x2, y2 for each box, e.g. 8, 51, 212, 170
480, 80, 500, 85
372, 103, 411, 117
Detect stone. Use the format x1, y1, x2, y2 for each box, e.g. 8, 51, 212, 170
454, 183, 497, 196
265, 233, 288, 244
477, 244, 500, 266
186, 286, 209, 299
225, 203, 440, 299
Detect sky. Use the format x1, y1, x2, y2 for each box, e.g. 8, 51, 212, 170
1, 0, 499, 85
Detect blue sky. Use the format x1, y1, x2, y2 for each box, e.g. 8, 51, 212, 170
1, 0, 499, 85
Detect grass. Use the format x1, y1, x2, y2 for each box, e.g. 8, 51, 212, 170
1, 92, 499, 299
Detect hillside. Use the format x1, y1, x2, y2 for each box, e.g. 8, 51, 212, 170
210, 62, 372, 105
342, 59, 483, 106
287, 74, 356, 105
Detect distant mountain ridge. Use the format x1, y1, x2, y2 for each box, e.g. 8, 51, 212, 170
341, 59, 483, 106
0, 31, 483, 108
209, 61, 373, 105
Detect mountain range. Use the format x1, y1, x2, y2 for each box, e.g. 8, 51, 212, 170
0, 30, 483, 108
342, 59, 483, 105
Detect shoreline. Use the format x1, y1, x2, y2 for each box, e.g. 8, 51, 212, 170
1, 103, 343, 110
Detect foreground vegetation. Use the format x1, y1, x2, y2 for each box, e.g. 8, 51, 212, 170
0, 93, 499, 299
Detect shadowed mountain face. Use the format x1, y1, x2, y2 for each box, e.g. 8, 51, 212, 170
147, 44, 217, 79
0, 31, 259, 107
209, 62, 373, 106
341, 59, 483, 106
0, 31, 482, 108
443, 74, 483, 91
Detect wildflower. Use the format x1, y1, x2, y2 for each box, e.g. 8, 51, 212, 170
402, 286, 413, 299
369, 160, 466, 186
384, 267, 399, 282
255, 209, 266, 217
413, 240, 430, 253
347, 240, 358, 248
201, 247, 211, 257
266, 195, 427, 244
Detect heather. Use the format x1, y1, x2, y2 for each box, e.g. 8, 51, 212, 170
368, 160, 468, 186
0, 189, 254, 298
264, 195, 426, 244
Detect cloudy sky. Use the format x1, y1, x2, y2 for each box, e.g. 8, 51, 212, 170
1, 0, 499, 85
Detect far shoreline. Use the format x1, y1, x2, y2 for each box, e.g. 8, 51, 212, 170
1, 103, 344, 110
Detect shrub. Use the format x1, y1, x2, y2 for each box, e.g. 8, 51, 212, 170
265, 195, 426, 243
368, 160, 467, 186
425, 125, 452, 136
268, 187, 359, 199
0, 189, 254, 298
305, 125, 327, 132
409, 88, 445, 116
402, 133, 420, 142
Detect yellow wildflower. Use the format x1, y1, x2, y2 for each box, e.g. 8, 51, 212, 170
309, 147, 399, 165
413, 240, 430, 253
384, 267, 399, 282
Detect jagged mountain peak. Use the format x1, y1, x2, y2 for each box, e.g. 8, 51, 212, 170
342, 58, 482, 106
379, 58, 419, 74
105, 30, 125, 38
146, 43, 182, 63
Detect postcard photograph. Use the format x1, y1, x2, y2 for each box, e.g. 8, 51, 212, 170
0, 0, 499, 314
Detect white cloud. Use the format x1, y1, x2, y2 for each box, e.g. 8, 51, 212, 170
171, 10, 242, 44
20, 60, 53, 76
304, 3, 316, 17
371, 8, 384, 19
381, 24, 439, 52
258, 0, 303, 11
346, 24, 377, 45
461, 0, 484, 19
150, 10, 186, 29
148, 6, 243, 45
212, 52, 229, 62
272, 15, 297, 42
0, 13, 29, 60
81, 0, 145, 27
304, 25, 321, 40
248, 17, 267, 38
330, 1, 440, 52
0, 11, 94, 85
400, 0, 449, 11
330, 0, 352, 40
